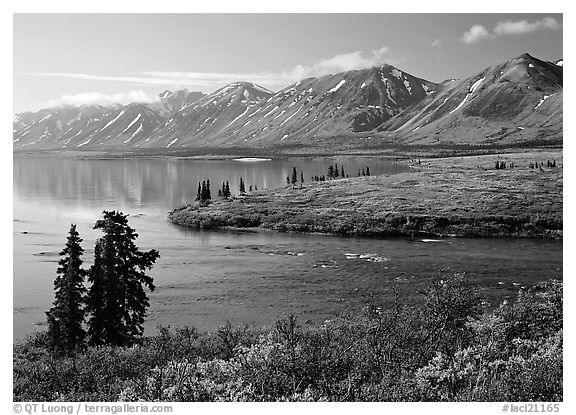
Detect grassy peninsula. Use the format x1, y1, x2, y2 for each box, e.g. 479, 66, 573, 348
169, 151, 562, 239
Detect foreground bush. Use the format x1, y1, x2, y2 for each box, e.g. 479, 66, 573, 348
13, 276, 562, 402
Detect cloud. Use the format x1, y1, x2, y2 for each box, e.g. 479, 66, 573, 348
461, 17, 561, 44
461, 25, 491, 44
291, 46, 396, 77
43, 90, 159, 108
27, 46, 399, 94
493, 17, 561, 36
430, 38, 444, 49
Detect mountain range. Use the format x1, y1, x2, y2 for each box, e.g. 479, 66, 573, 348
13, 53, 563, 151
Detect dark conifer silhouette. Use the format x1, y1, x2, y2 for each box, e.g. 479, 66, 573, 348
225, 181, 231, 198
86, 211, 159, 347
46, 224, 87, 354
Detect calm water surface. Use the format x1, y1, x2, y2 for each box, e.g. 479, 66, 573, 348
13, 155, 563, 340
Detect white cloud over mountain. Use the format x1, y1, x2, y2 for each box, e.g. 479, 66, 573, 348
29, 46, 399, 106
43, 90, 159, 108
462, 17, 561, 44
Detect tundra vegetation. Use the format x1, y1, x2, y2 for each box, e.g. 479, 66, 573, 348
14, 275, 562, 402
169, 152, 562, 239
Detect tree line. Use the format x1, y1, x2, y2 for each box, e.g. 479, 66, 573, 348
46, 211, 159, 355
494, 159, 559, 170
195, 163, 373, 205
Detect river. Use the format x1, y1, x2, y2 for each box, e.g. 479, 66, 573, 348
13, 154, 563, 340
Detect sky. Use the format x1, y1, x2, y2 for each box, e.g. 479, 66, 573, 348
13, 13, 563, 113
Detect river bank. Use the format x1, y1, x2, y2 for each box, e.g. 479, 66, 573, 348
169, 151, 563, 239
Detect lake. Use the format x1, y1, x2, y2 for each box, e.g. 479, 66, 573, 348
13, 154, 563, 340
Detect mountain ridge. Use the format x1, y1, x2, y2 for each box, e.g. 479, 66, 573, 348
13, 53, 562, 151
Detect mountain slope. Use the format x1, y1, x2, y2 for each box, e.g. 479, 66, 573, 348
183, 65, 438, 147
13, 105, 112, 148
377, 53, 563, 145
142, 82, 273, 148
13, 53, 563, 151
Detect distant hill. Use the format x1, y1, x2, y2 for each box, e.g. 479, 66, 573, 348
13, 53, 562, 151
377, 53, 563, 146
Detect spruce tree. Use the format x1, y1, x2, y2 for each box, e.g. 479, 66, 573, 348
334, 164, 339, 177
300, 171, 304, 187
225, 181, 231, 198
291, 167, 298, 188
86, 211, 159, 346
240, 177, 246, 194
341, 165, 345, 178
206, 179, 211, 200
86, 240, 107, 346
46, 224, 86, 354
366, 167, 370, 176
196, 182, 201, 201
201, 180, 207, 202
328, 166, 334, 178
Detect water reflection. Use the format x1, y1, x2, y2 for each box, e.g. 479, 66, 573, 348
14, 156, 408, 211
12, 155, 562, 341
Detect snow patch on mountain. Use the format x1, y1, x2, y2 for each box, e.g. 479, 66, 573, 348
122, 114, 142, 134
534, 95, 550, 110
166, 137, 178, 148
280, 105, 303, 126
124, 124, 143, 143
449, 77, 485, 114
100, 110, 125, 132
327, 80, 346, 94
76, 138, 92, 147
222, 106, 250, 130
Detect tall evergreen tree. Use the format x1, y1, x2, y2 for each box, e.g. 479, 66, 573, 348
206, 179, 211, 200
86, 240, 107, 346
196, 182, 201, 201
225, 181, 231, 198
86, 211, 160, 347
341, 165, 345, 178
239, 177, 246, 194
201, 180, 207, 202
46, 224, 87, 354
300, 171, 304, 187
291, 167, 298, 188
334, 164, 339, 177
366, 166, 370, 176
328, 165, 334, 179
222, 182, 226, 198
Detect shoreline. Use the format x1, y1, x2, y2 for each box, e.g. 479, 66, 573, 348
168, 150, 563, 240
